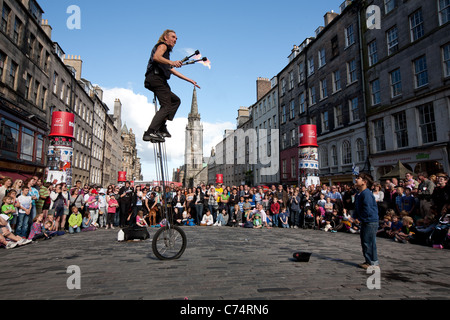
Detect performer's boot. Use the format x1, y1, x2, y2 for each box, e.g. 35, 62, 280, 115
158, 124, 171, 138
143, 129, 165, 143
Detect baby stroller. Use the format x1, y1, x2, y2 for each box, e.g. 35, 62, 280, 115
429, 214, 450, 249
303, 211, 315, 229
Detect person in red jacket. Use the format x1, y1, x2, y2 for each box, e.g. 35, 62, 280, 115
270, 197, 280, 227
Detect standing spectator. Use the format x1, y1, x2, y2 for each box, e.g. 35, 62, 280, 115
87, 189, 99, 227
11, 179, 24, 195
98, 189, 108, 228
417, 172, 435, 218
106, 192, 119, 229
36, 181, 50, 219
404, 173, 418, 190
0, 177, 13, 204
25, 178, 39, 227
60, 184, 71, 231
270, 197, 280, 227
118, 181, 133, 227
193, 187, 204, 226
431, 173, 450, 215
289, 191, 301, 228
354, 173, 380, 270
16, 186, 32, 237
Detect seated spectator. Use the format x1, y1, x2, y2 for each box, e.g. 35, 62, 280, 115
394, 216, 415, 243
410, 214, 437, 245
68, 206, 82, 234
214, 208, 229, 226
200, 209, 214, 226
377, 215, 392, 238
228, 204, 242, 227
386, 215, 403, 239
0, 216, 31, 249
314, 203, 326, 229
28, 213, 51, 241
135, 210, 148, 227
82, 210, 97, 232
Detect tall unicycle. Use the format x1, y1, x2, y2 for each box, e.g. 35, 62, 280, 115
150, 95, 187, 260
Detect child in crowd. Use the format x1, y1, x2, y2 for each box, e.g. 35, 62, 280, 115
28, 213, 51, 241
229, 204, 242, 227
6, 190, 18, 232
106, 194, 118, 229
214, 208, 228, 226
279, 206, 289, 228
2, 196, 16, 222
136, 210, 148, 227
387, 215, 403, 238
82, 210, 97, 232
395, 216, 415, 243
270, 197, 280, 227
317, 193, 326, 209
238, 196, 245, 215
201, 209, 214, 226
16, 186, 32, 238
314, 203, 326, 229
377, 215, 392, 237
253, 213, 262, 229
324, 197, 334, 218
243, 197, 252, 215
68, 206, 82, 234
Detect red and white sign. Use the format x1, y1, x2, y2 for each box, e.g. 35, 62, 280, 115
299, 125, 318, 147
49, 112, 75, 139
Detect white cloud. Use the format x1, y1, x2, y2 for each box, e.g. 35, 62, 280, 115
102, 87, 234, 182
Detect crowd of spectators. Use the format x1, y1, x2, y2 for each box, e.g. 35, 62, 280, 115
0, 171, 449, 249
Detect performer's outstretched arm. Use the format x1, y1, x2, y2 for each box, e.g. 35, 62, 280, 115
171, 68, 201, 89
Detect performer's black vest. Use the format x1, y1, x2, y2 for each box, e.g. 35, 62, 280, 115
145, 42, 172, 80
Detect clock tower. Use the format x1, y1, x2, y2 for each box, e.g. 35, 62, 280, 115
184, 87, 204, 188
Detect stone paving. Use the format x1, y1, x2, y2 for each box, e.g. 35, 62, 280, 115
1, 226, 449, 301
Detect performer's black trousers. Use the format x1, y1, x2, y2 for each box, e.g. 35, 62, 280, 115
145, 74, 181, 132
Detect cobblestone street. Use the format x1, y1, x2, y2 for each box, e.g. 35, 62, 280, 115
1, 226, 449, 301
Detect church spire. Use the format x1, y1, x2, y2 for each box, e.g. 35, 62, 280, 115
189, 87, 200, 120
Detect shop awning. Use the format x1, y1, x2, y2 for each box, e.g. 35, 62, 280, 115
0, 171, 32, 183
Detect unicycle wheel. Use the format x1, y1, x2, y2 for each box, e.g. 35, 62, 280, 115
152, 225, 187, 260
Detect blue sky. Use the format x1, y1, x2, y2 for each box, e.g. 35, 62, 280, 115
40, 0, 343, 181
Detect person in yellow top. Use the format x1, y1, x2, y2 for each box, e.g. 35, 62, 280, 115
68, 206, 82, 234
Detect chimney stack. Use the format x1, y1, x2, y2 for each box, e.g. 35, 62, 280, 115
41, 19, 52, 39
324, 11, 339, 27
256, 77, 271, 101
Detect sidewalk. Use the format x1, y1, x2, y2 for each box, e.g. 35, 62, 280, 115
1, 226, 449, 300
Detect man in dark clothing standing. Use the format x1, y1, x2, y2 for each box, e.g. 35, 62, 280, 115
354, 173, 380, 270
118, 181, 133, 227
143, 29, 200, 143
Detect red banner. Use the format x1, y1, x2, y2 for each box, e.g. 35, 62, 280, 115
299, 125, 318, 147
216, 174, 224, 184
49, 112, 75, 139
118, 171, 127, 182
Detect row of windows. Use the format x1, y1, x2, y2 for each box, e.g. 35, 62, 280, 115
372, 104, 438, 153
1, 2, 50, 73
369, 46, 450, 106
0, 117, 45, 164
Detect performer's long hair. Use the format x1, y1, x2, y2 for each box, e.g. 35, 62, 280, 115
158, 29, 176, 44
